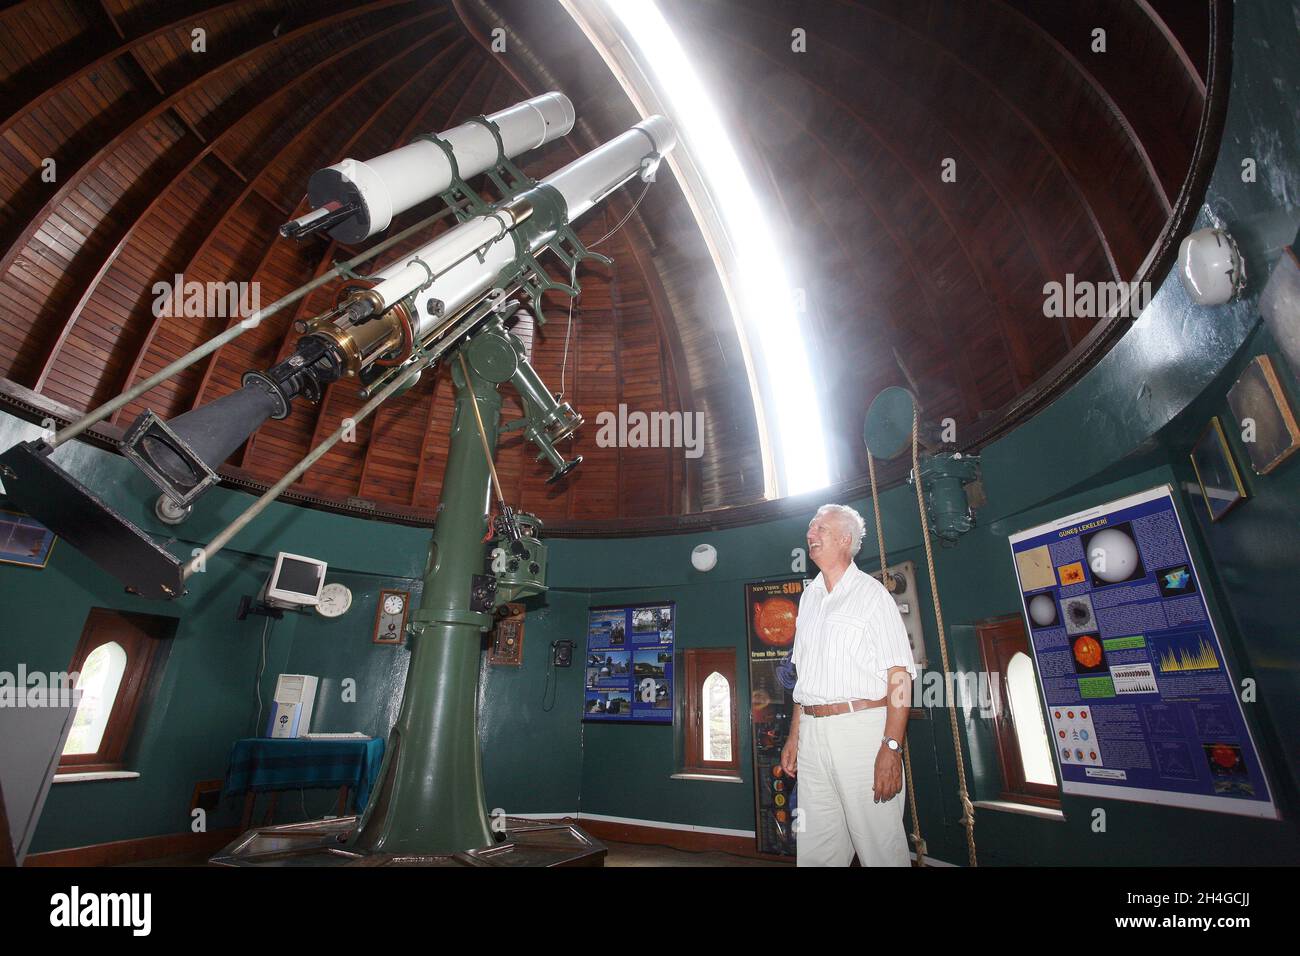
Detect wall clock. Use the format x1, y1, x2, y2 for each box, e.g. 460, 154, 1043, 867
373, 589, 410, 644
316, 582, 352, 618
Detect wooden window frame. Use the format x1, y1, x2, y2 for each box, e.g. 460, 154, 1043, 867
681, 647, 740, 776
58, 608, 170, 774
976, 615, 1061, 809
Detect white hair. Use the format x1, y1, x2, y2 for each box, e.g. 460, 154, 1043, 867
813, 503, 866, 557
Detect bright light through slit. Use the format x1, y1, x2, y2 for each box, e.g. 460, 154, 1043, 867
603, 0, 830, 495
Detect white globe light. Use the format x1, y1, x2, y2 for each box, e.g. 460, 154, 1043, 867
1088, 528, 1140, 583
690, 543, 717, 572
1028, 594, 1057, 627
1178, 227, 1245, 305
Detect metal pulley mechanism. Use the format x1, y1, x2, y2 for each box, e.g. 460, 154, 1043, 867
864, 386, 981, 543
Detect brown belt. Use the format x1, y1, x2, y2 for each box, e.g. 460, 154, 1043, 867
801, 697, 886, 717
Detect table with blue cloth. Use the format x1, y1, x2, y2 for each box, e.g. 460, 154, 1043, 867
224, 737, 386, 829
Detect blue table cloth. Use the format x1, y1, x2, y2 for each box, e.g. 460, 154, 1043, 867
224, 737, 386, 812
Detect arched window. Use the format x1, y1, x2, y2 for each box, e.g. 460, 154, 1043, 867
977, 617, 1060, 806
702, 671, 732, 762
1006, 652, 1056, 787
63, 641, 128, 756
682, 649, 739, 775
57, 608, 170, 774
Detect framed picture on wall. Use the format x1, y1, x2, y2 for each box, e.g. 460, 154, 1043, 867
0, 509, 55, 569
583, 602, 674, 724
1226, 354, 1300, 475
1189, 417, 1248, 522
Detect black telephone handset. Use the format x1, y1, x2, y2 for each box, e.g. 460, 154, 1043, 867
551, 640, 575, 667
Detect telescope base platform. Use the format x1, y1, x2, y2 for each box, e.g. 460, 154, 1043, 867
209, 815, 606, 867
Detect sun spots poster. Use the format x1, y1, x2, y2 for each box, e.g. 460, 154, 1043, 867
1008, 485, 1277, 819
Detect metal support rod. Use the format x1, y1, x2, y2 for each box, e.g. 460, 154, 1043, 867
51, 200, 468, 448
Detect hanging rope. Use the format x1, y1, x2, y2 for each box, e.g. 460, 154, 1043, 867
867, 447, 926, 867
910, 402, 978, 867
458, 350, 506, 511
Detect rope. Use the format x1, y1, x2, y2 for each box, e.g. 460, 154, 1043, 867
868, 447, 930, 868
911, 402, 978, 867
867, 448, 926, 866
457, 350, 506, 511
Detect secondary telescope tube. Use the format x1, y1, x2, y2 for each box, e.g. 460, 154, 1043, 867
360, 114, 677, 338
285, 92, 576, 243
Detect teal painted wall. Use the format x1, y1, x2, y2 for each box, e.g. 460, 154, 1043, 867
0, 413, 428, 851
1162, 319, 1300, 801
474, 0, 1300, 865
2, 0, 1297, 866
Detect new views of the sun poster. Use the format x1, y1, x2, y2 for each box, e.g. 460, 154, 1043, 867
746, 578, 807, 856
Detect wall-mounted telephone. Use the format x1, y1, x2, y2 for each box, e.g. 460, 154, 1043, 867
551, 640, 574, 667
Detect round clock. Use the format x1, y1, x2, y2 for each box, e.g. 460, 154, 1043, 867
316, 582, 353, 618
383, 593, 406, 615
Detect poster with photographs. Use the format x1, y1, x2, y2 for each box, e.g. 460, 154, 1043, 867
1008, 485, 1277, 818
745, 578, 808, 857
583, 602, 674, 724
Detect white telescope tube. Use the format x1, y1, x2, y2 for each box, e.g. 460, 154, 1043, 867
363, 116, 675, 340
369, 210, 519, 314
306, 92, 576, 243
546, 114, 676, 220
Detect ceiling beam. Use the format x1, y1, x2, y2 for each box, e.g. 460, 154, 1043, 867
0, 0, 412, 288
0, 0, 246, 132
33, 9, 445, 404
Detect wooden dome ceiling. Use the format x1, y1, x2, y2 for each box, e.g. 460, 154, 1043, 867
0, 0, 1218, 532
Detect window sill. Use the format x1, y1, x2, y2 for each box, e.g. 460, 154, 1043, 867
972, 798, 1064, 822
670, 772, 744, 784
53, 771, 141, 784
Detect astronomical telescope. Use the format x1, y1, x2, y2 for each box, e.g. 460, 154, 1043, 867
0, 91, 678, 861
0, 93, 677, 602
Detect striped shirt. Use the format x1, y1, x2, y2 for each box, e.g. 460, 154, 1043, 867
792, 562, 917, 706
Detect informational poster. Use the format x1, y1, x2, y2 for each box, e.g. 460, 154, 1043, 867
1008, 485, 1276, 818
583, 602, 674, 723
745, 578, 807, 857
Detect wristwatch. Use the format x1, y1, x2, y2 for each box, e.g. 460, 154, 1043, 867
883, 736, 902, 753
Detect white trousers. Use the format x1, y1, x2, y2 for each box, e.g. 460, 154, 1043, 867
795, 706, 911, 867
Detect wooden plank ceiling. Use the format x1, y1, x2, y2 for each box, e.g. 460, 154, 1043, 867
0, 0, 1209, 529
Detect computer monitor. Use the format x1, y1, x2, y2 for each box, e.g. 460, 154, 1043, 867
264, 552, 327, 608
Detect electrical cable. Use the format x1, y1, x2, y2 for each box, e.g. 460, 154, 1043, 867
589, 177, 651, 249
253, 616, 272, 736
558, 256, 578, 400
557, 177, 649, 400
541, 645, 558, 712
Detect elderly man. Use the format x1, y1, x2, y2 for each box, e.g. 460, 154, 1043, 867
781, 503, 916, 867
